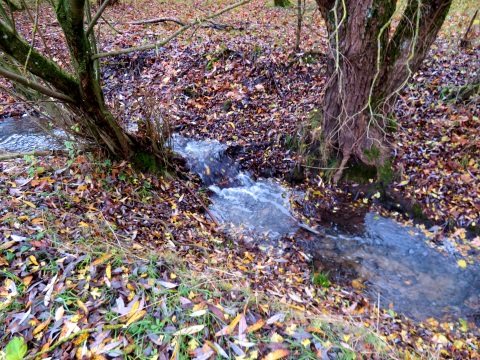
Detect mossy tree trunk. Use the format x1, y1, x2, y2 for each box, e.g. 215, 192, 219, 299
315, 0, 452, 182
274, 0, 291, 7
55, 0, 137, 157
0, 0, 153, 160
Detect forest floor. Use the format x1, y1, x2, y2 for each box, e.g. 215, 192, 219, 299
1, 0, 480, 359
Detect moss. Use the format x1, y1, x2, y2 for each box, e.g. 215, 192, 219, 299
273, 0, 292, 8
343, 162, 377, 184
386, 115, 398, 133
363, 145, 381, 163
133, 151, 161, 174
313, 272, 330, 288
378, 159, 393, 184
411, 203, 424, 219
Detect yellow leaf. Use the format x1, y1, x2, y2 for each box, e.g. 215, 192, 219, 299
351, 279, 366, 289
188, 338, 199, 351
70, 314, 83, 323
226, 313, 242, 335
432, 333, 449, 344
270, 332, 283, 342
306, 327, 325, 335
22, 276, 33, 286
29, 255, 39, 266
73, 332, 90, 345
301, 338, 311, 348
216, 313, 241, 336
33, 316, 51, 335
106, 263, 111, 279
31, 218, 44, 224
343, 334, 351, 342
22, 200, 36, 208
126, 300, 140, 319
247, 318, 265, 333
77, 299, 89, 315
125, 310, 146, 327
261, 349, 290, 360
457, 259, 467, 268
91, 254, 113, 266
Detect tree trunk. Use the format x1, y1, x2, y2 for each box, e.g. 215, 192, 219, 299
315, 0, 452, 182
274, 0, 291, 7
55, 0, 136, 158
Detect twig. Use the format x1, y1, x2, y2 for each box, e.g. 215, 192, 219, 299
267, 64, 284, 99
459, 8, 479, 48
0, 150, 69, 160
23, 329, 94, 360
0, 68, 75, 103
127, 17, 186, 26
86, 0, 111, 37
180, 180, 220, 227
301, 164, 348, 170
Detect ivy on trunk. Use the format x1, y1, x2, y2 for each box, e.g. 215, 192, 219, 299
315, 0, 452, 182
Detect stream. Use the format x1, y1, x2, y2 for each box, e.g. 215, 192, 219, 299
0, 117, 64, 153
1, 118, 479, 325
173, 134, 480, 325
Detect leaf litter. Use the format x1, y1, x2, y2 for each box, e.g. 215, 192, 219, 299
1, 0, 480, 358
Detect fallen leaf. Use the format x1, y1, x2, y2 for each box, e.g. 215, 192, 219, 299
261, 349, 290, 360
173, 324, 205, 336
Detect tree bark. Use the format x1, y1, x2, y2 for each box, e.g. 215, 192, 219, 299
315, 0, 452, 182
55, 0, 136, 157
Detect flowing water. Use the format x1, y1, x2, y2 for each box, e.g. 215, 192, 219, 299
1, 120, 479, 324
173, 135, 480, 324
0, 117, 64, 153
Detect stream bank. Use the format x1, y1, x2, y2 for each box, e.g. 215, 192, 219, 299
1, 117, 479, 327
172, 134, 480, 326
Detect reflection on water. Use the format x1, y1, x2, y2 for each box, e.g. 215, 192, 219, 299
174, 134, 480, 324
312, 214, 479, 323
0, 117, 64, 152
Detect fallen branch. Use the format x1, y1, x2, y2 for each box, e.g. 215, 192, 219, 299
0, 149, 68, 160
92, 0, 251, 60
181, 180, 220, 227
127, 17, 186, 26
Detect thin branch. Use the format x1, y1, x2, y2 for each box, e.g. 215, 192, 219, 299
0, 67, 74, 103
92, 0, 251, 60
460, 7, 479, 48
86, 0, 110, 37
127, 17, 186, 26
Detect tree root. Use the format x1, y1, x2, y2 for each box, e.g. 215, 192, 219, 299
333, 152, 351, 183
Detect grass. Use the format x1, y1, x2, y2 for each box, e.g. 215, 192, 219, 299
0, 157, 407, 359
